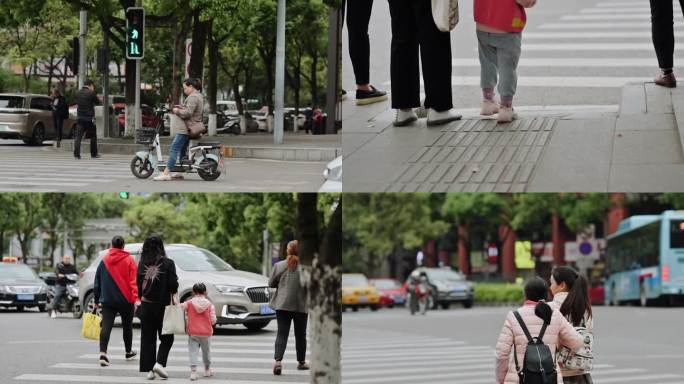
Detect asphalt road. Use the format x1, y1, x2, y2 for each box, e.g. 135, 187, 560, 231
0, 308, 308, 384
342, 0, 684, 111
341, 305, 684, 383
0, 141, 326, 192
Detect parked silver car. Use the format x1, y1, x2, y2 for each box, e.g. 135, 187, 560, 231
0, 93, 77, 145
79, 243, 275, 330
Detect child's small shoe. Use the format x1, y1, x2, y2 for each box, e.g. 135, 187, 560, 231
190, 371, 198, 381
203, 367, 212, 377
497, 107, 517, 124
480, 100, 499, 116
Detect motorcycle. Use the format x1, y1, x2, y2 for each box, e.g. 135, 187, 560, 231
408, 279, 430, 316
217, 114, 241, 136
44, 273, 82, 319
130, 118, 225, 181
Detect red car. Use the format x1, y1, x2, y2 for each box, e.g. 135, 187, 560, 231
370, 278, 406, 308
589, 278, 605, 306
117, 104, 160, 133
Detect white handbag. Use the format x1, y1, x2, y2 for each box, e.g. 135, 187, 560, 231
161, 297, 186, 335
431, 0, 459, 32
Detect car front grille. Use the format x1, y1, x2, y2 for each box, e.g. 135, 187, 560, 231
246, 287, 270, 303
7, 286, 41, 294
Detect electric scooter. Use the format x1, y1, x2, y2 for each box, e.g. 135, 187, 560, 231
130, 122, 225, 181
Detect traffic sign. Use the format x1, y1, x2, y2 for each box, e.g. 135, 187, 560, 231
126, 8, 145, 59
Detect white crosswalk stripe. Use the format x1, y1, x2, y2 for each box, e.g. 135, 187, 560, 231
341, 333, 684, 384
13, 331, 310, 383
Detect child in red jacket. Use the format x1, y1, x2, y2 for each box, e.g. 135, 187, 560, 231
474, 0, 536, 123
181, 283, 217, 381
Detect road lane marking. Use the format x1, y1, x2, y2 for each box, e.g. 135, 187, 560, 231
384, 77, 653, 88
451, 58, 669, 67
51, 363, 309, 376
14, 374, 302, 384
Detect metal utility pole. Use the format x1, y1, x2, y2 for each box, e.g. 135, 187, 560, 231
102, 29, 111, 137
262, 229, 270, 277
78, 10, 87, 88
135, 1, 143, 134
274, 0, 286, 145
325, 6, 342, 135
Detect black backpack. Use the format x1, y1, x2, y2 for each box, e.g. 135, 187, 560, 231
512, 310, 557, 384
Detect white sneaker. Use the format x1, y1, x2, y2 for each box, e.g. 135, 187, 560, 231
393, 109, 418, 127
203, 368, 212, 377
50, 310, 57, 319
497, 107, 518, 124
153, 173, 172, 181
190, 371, 198, 381
480, 100, 499, 116
426, 109, 462, 126
146, 371, 156, 380
153, 363, 168, 379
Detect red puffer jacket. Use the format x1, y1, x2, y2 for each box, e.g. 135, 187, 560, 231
474, 0, 527, 33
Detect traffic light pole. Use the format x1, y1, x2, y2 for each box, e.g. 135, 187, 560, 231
78, 10, 87, 89
274, 0, 286, 145
135, 60, 141, 133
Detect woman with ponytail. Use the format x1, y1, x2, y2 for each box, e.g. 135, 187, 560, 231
268, 240, 309, 376
495, 277, 583, 384
550, 266, 594, 383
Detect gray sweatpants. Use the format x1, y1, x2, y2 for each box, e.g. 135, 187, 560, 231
477, 30, 522, 99
188, 336, 211, 369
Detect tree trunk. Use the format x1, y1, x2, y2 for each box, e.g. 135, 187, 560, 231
47, 55, 55, 94
124, 59, 136, 136
310, 53, 318, 106
172, 12, 193, 104
188, 9, 209, 80
297, 194, 341, 384
115, 61, 123, 93
207, 20, 218, 135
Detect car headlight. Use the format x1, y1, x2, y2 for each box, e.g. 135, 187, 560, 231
214, 285, 245, 296
39, 285, 48, 294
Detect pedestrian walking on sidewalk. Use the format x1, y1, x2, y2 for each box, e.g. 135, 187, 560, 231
137, 234, 179, 380
475, 0, 536, 123
180, 283, 216, 381
344, 0, 388, 106
94, 236, 139, 367
550, 267, 594, 384
154, 78, 204, 181
269, 240, 309, 376
50, 88, 68, 147
388, 0, 462, 127
73, 80, 100, 159
649, 0, 684, 88
495, 277, 583, 384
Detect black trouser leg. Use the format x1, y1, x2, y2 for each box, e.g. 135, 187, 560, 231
156, 315, 174, 367
412, 0, 453, 111
293, 312, 308, 362
139, 302, 158, 372
99, 305, 116, 354
73, 121, 85, 157
87, 121, 98, 156
347, 0, 374, 85
53, 114, 63, 141
274, 310, 294, 361
119, 304, 134, 353
649, 0, 684, 70
389, 0, 420, 109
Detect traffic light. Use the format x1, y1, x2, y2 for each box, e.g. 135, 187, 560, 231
125, 7, 145, 59
118, 192, 129, 199
68, 37, 79, 74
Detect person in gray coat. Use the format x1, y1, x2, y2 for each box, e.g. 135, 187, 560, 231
269, 240, 309, 375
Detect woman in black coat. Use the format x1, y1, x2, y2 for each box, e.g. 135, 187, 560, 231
136, 234, 178, 380
650, 0, 684, 87
51, 88, 68, 146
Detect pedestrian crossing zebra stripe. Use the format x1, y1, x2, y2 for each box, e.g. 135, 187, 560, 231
79, 354, 301, 364
390, 76, 655, 88
540, 22, 682, 29
451, 58, 671, 67
561, 14, 681, 20
106, 346, 311, 355
14, 374, 305, 384
523, 32, 684, 39
520, 43, 684, 51
51, 363, 310, 376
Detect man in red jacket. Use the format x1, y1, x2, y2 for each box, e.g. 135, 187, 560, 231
94, 236, 141, 367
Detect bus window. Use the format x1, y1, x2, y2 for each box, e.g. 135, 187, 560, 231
670, 220, 684, 248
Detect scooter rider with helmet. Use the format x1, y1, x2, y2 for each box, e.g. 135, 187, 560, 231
51, 255, 78, 318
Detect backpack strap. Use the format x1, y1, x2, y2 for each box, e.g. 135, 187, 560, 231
538, 320, 549, 341
513, 310, 534, 343
512, 310, 530, 380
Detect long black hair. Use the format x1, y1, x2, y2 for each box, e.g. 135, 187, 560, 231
140, 233, 166, 267
552, 266, 592, 326
524, 277, 553, 324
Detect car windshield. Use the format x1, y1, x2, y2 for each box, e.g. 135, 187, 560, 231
372, 279, 399, 289
343, 274, 369, 287
0, 96, 25, 109
0, 264, 37, 280
167, 248, 234, 272
424, 269, 464, 283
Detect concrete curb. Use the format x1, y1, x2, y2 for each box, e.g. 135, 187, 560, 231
55, 140, 340, 162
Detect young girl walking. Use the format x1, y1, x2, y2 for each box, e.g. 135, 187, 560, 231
474, 0, 537, 123
181, 283, 217, 381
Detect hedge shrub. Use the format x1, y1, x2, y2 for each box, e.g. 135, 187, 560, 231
474, 283, 525, 304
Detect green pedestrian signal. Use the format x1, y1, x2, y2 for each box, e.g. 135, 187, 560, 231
118, 192, 129, 199
125, 7, 144, 59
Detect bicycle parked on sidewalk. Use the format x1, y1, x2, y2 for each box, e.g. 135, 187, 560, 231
129, 122, 225, 181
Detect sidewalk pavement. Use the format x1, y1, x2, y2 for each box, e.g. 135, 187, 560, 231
343, 84, 684, 192
56, 131, 341, 162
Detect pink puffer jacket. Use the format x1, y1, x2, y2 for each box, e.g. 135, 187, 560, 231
495, 302, 584, 384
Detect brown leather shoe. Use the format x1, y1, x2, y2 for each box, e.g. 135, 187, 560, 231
655, 72, 677, 88
297, 361, 310, 370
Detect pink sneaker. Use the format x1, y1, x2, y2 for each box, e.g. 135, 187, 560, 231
480, 100, 499, 116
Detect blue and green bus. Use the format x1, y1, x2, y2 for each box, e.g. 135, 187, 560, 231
605, 211, 684, 306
